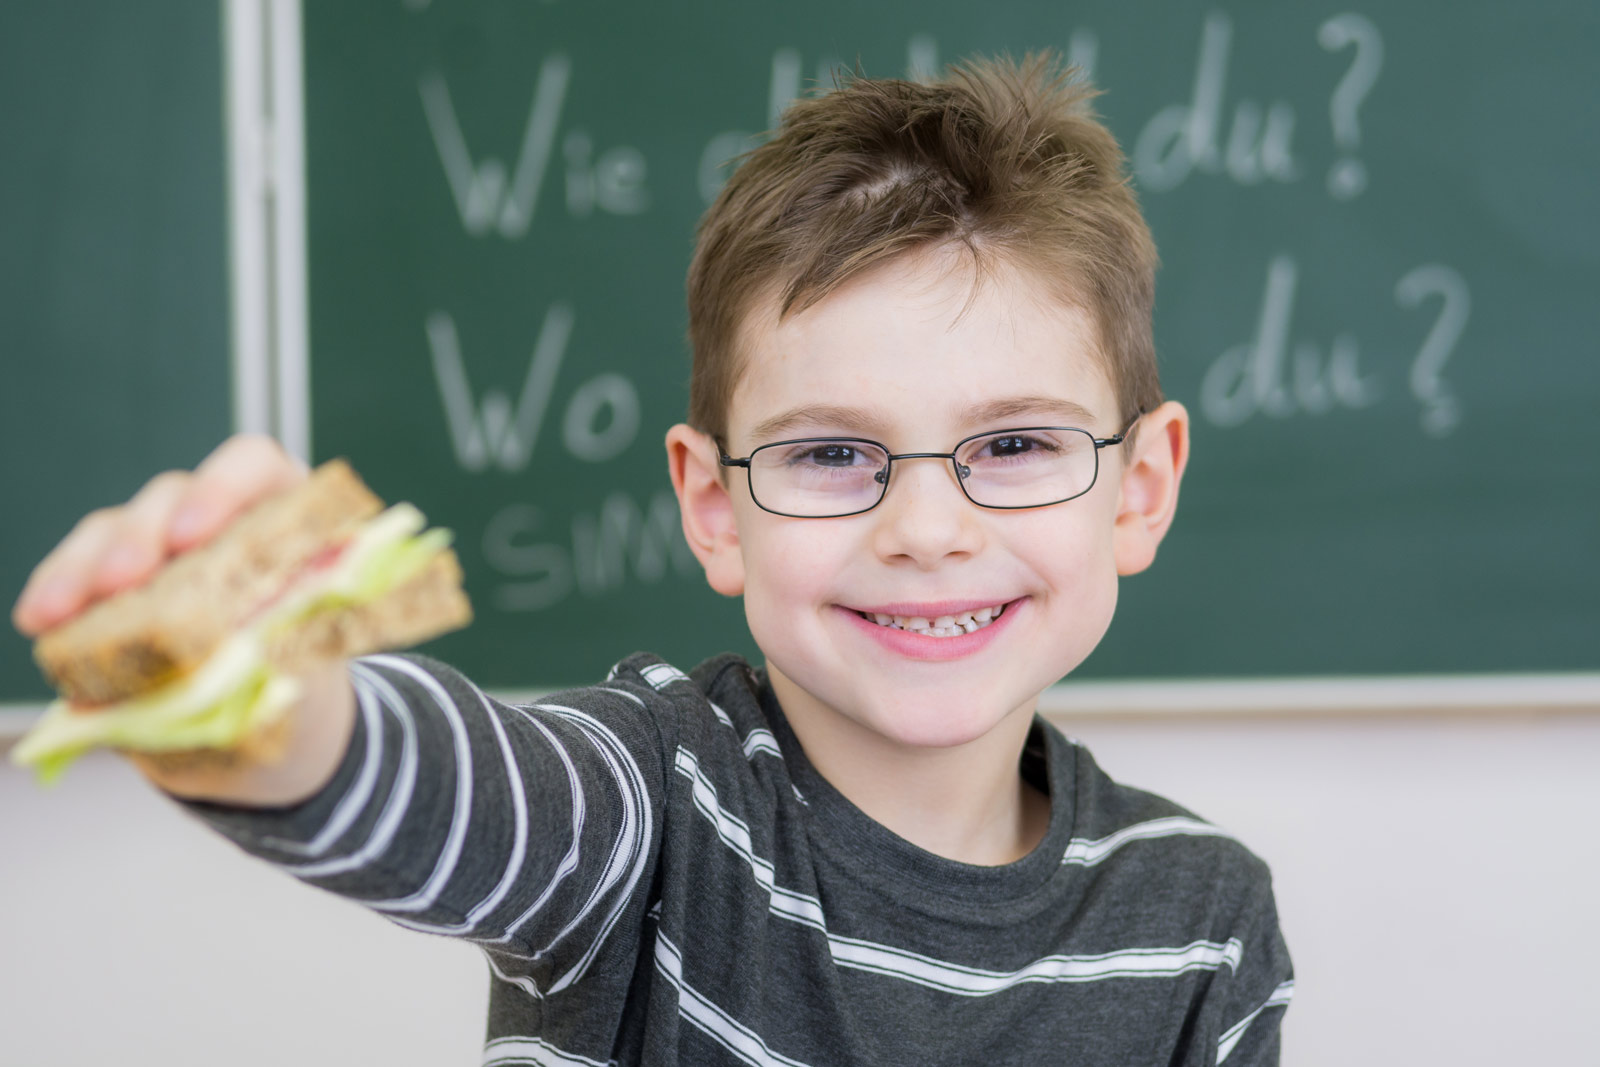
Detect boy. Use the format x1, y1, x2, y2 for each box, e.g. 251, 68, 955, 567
14, 56, 1292, 1066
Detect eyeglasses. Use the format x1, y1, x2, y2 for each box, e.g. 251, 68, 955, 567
718, 412, 1141, 518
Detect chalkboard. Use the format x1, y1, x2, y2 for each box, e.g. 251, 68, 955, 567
301, 0, 1599, 689
0, 3, 231, 706
4, 2, 1596, 708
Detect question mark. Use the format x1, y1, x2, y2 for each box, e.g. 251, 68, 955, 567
1318, 14, 1383, 200
1395, 264, 1470, 437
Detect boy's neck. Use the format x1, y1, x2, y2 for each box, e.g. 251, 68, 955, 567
768, 669, 1051, 867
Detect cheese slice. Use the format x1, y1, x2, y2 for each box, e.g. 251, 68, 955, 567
13, 504, 453, 783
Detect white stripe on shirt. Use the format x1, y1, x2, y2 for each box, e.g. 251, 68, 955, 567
281, 666, 421, 880
531, 703, 654, 995
481, 1034, 615, 1067
484, 950, 547, 1002
673, 747, 826, 931
675, 744, 1246, 996
1217, 978, 1295, 1063
1061, 816, 1235, 867
741, 729, 782, 761
654, 933, 817, 1067
479, 709, 588, 947
830, 935, 1245, 996
640, 663, 689, 690
259, 669, 386, 857
482, 1035, 616, 1067
594, 686, 646, 709
392, 671, 532, 937
359, 655, 478, 916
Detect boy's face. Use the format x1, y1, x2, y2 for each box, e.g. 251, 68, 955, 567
677, 250, 1176, 754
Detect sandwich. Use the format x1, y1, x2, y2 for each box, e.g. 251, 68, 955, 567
12, 459, 472, 782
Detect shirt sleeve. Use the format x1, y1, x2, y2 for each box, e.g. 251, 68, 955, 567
1210, 868, 1295, 1066
177, 651, 681, 995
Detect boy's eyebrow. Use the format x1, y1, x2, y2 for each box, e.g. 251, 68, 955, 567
749, 404, 889, 442
965, 395, 1100, 428
747, 396, 1101, 445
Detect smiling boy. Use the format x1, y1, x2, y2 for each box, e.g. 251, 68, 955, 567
14, 55, 1291, 1066
669, 248, 1145, 866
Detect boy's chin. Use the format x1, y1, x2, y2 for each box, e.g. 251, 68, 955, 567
768, 661, 1039, 752
850, 694, 1035, 751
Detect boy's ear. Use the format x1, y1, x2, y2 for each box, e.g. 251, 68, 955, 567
665, 424, 745, 596
1112, 401, 1191, 576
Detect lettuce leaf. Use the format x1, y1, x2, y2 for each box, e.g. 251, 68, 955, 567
17, 661, 299, 785
13, 512, 454, 783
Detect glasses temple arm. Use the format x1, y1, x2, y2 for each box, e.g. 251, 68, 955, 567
1095, 408, 1147, 448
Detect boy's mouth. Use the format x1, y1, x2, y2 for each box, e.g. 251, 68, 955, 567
853, 602, 1007, 639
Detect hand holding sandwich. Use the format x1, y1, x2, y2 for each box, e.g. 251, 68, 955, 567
15, 434, 308, 637
11, 434, 470, 806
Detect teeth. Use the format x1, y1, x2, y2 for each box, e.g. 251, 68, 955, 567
858, 603, 1008, 637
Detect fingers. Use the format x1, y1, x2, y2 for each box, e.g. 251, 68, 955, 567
87, 471, 191, 598
15, 470, 189, 636
12, 434, 308, 638
170, 434, 308, 551
13, 508, 124, 636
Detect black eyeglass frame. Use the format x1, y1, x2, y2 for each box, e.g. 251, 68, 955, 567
718, 410, 1144, 518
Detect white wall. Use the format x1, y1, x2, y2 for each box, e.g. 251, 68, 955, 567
3, 707, 1597, 1066
1061, 707, 1600, 1066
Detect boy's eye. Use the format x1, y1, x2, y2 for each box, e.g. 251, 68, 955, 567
968, 432, 1065, 462
787, 443, 874, 468
990, 435, 1039, 457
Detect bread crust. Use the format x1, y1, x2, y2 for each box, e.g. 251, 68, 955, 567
263, 547, 473, 675
124, 705, 296, 778
34, 459, 382, 705
127, 552, 471, 775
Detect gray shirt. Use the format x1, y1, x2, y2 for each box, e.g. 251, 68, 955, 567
187, 651, 1292, 1066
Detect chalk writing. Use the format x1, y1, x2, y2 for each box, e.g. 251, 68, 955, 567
421, 54, 649, 236
1396, 265, 1469, 437
562, 132, 649, 216
1200, 254, 1470, 435
427, 304, 642, 471
384, 7, 1483, 640
1200, 256, 1379, 427
419, 55, 568, 237
562, 373, 640, 463
1134, 12, 1300, 192
1318, 14, 1383, 201
485, 491, 698, 612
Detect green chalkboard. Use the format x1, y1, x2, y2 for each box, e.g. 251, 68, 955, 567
302, 1, 1600, 687
0, 3, 231, 705
5, 3, 1595, 708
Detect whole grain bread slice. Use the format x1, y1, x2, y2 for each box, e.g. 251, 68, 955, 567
34, 459, 382, 705
128, 551, 472, 774
263, 547, 472, 676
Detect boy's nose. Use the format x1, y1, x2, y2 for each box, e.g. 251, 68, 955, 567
869, 456, 984, 567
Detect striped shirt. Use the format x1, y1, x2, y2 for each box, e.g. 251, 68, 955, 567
187, 651, 1293, 1066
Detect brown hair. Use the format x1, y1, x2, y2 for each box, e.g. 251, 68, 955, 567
685, 52, 1162, 444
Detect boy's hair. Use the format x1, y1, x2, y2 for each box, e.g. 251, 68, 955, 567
686, 53, 1161, 444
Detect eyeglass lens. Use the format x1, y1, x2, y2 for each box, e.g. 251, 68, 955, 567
747, 429, 1100, 516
